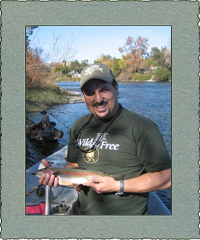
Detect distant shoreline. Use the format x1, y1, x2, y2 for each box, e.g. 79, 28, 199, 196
56, 78, 171, 83
26, 80, 170, 114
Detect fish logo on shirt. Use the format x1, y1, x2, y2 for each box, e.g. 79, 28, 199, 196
83, 148, 99, 163
84, 65, 103, 76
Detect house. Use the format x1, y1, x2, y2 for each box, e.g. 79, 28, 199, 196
69, 70, 81, 78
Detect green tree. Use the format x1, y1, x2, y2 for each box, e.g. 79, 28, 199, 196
150, 47, 171, 68
149, 46, 171, 81
80, 59, 89, 71
112, 58, 120, 77
94, 54, 112, 69
53, 64, 63, 73
150, 47, 163, 66
53, 64, 69, 76
62, 65, 69, 75
118, 56, 126, 73
162, 47, 171, 69
101, 54, 112, 61
70, 60, 81, 72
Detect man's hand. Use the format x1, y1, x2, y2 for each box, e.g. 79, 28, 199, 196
38, 159, 79, 189
38, 159, 59, 187
83, 176, 120, 194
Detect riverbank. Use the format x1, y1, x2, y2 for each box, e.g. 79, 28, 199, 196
26, 86, 84, 113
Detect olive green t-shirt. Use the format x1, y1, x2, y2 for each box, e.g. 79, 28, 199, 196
67, 106, 171, 215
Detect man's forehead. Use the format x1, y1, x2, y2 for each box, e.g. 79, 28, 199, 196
82, 79, 111, 90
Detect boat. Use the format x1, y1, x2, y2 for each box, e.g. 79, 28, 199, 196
26, 146, 171, 215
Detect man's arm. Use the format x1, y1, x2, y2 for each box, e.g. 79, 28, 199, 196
65, 161, 79, 168
123, 168, 171, 193
83, 168, 171, 194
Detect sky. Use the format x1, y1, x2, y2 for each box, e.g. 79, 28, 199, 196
29, 26, 171, 64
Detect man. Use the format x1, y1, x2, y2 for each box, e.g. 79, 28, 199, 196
40, 63, 171, 215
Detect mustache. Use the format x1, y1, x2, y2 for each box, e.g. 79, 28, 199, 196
94, 101, 107, 107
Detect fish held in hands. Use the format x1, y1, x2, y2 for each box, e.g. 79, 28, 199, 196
32, 166, 125, 187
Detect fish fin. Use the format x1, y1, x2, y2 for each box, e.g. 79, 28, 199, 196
80, 185, 89, 196
113, 174, 125, 181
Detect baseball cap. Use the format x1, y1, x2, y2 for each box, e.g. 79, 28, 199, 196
80, 63, 116, 89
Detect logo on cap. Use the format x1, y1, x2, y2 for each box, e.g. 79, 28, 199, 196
84, 65, 103, 76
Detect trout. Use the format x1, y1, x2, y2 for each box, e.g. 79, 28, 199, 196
32, 166, 125, 187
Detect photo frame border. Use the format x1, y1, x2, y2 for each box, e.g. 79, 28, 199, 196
1, 0, 199, 238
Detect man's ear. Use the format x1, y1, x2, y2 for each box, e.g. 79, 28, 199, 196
81, 90, 86, 102
115, 82, 119, 96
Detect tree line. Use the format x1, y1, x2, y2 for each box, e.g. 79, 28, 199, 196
26, 26, 171, 90
52, 36, 171, 82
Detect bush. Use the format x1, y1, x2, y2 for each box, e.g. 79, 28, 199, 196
26, 48, 50, 89
153, 67, 171, 82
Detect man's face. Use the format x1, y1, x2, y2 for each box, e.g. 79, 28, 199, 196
82, 79, 119, 120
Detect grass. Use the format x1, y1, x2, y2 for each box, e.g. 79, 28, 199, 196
54, 76, 80, 82
130, 73, 153, 81
117, 72, 153, 82
26, 85, 73, 113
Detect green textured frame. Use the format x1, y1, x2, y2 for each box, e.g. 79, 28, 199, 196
1, 1, 199, 239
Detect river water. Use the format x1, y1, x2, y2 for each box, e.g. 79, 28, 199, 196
26, 81, 171, 211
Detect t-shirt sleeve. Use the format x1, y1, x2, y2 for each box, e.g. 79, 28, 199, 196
136, 123, 171, 172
